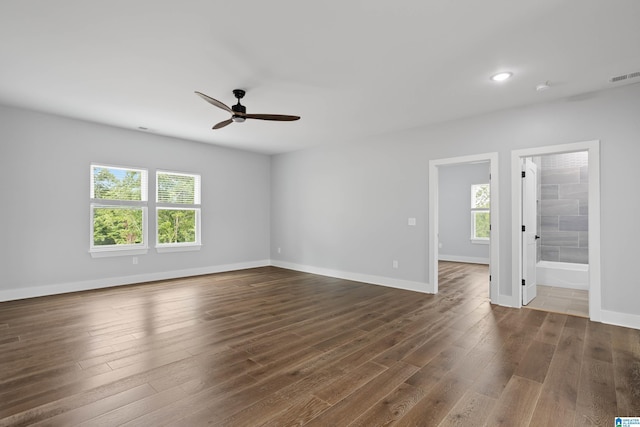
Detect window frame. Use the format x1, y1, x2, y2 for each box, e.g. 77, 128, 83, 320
89, 164, 149, 257
470, 183, 490, 244
155, 170, 202, 253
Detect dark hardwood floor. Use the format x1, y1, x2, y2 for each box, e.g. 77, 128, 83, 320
1, 262, 638, 426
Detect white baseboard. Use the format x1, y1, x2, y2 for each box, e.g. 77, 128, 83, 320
600, 309, 640, 330
0, 259, 271, 302
3, 260, 639, 331
497, 293, 519, 308
499, 294, 640, 330
438, 255, 490, 265
271, 260, 432, 294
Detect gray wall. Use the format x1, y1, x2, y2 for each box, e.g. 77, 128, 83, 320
438, 162, 490, 263
539, 152, 589, 264
0, 105, 271, 298
2, 83, 640, 322
271, 82, 640, 317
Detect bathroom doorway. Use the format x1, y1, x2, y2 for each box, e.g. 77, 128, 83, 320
511, 140, 601, 322
522, 151, 589, 317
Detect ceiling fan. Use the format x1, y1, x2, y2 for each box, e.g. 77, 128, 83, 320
195, 89, 300, 130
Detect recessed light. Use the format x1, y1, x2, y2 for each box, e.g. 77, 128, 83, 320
536, 81, 551, 91
490, 72, 513, 82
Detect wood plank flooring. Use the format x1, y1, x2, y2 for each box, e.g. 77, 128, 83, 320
0, 262, 638, 426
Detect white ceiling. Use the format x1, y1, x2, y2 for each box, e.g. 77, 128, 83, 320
1, 1, 639, 154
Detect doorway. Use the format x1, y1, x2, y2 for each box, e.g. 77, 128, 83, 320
522, 152, 590, 317
428, 152, 499, 303
511, 141, 601, 321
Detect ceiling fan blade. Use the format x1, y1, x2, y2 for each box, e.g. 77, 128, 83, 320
212, 118, 233, 130
243, 113, 301, 122
195, 91, 233, 113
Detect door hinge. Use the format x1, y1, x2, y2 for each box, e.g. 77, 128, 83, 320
489, 275, 492, 281
522, 279, 526, 286
522, 225, 526, 232
522, 171, 526, 178
489, 224, 492, 231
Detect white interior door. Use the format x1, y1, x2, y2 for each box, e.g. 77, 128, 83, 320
522, 158, 538, 305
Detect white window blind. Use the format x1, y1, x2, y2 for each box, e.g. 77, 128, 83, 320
157, 172, 200, 204
156, 170, 201, 251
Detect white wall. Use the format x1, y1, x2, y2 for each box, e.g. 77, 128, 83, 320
271, 82, 640, 325
438, 162, 490, 264
0, 105, 271, 300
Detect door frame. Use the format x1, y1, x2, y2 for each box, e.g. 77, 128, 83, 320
521, 157, 538, 305
429, 152, 499, 303
511, 140, 601, 321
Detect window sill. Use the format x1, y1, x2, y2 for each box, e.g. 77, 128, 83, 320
90, 248, 149, 258
156, 244, 202, 253
470, 239, 490, 245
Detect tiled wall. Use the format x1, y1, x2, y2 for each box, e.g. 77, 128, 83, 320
538, 151, 589, 264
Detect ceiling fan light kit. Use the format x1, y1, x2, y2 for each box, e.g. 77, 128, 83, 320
195, 89, 300, 130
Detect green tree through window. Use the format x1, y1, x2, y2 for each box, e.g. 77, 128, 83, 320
156, 171, 201, 247
157, 209, 196, 244
90, 165, 148, 252
471, 183, 490, 240
93, 208, 143, 245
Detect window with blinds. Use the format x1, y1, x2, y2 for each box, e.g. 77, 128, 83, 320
156, 170, 201, 251
90, 164, 149, 256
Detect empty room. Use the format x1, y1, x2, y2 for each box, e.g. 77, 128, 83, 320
1, 1, 639, 426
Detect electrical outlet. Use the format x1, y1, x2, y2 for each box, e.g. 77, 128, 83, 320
392, 260, 399, 269
132, 256, 138, 265
277, 247, 281, 254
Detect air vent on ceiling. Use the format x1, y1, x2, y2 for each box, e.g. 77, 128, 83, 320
610, 71, 640, 83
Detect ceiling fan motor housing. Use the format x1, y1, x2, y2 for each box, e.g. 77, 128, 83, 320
232, 103, 246, 114
231, 102, 247, 122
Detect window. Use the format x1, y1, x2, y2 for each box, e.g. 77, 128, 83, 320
471, 183, 490, 243
90, 164, 148, 257
156, 170, 201, 252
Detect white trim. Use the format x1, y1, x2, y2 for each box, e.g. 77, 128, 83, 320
601, 309, 640, 330
156, 244, 202, 253
0, 260, 270, 302
438, 255, 490, 265
511, 140, 601, 322
429, 152, 499, 303
498, 293, 519, 308
3, 259, 637, 330
90, 248, 149, 258
470, 238, 490, 245
271, 260, 430, 294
